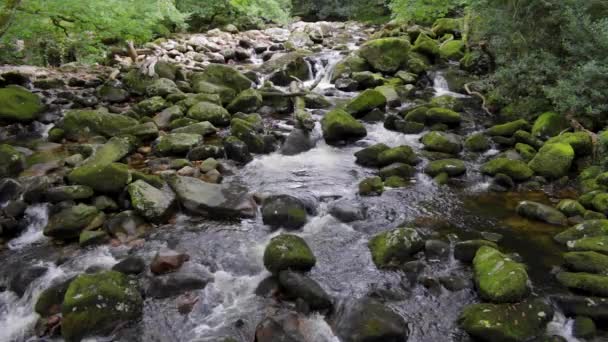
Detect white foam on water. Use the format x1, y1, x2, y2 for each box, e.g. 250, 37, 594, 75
364, 122, 424, 149
432, 72, 468, 98
8, 204, 50, 250
546, 310, 580, 342
298, 313, 340, 342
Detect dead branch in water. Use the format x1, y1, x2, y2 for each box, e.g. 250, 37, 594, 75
464, 82, 492, 116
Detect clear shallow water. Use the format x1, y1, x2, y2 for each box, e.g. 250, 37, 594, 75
0, 26, 584, 342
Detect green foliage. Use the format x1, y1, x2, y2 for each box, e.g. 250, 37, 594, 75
389, 0, 465, 24
292, 0, 389, 23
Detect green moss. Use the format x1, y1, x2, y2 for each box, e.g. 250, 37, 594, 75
332, 54, 369, 82
564, 251, 608, 274
384, 176, 408, 188
62, 109, 139, 140
321, 109, 367, 145
230, 118, 265, 154
263, 234, 316, 274
368, 227, 424, 268
412, 33, 439, 57
573, 316, 596, 339
403, 106, 428, 123
192, 80, 236, 104
531, 112, 569, 139
226, 89, 262, 114
62, 271, 142, 341
355, 143, 390, 167
591, 193, 608, 214
406, 51, 431, 74
79, 230, 109, 247
134, 96, 169, 115
465, 133, 491, 152
473, 246, 529, 303
554, 220, 608, 244
528, 143, 574, 179
187, 101, 231, 127
432, 18, 463, 36
123, 69, 157, 95
557, 199, 586, 217
0, 144, 25, 177
459, 299, 553, 342
43, 204, 100, 239
359, 176, 384, 196
192, 64, 253, 93
154, 133, 202, 156
421, 131, 462, 154
579, 190, 604, 209
379, 163, 416, 180
377, 146, 418, 166
424, 158, 466, 177
481, 158, 534, 181
426, 107, 461, 125
430, 95, 462, 111
556, 272, 608, 297
345, 89, 387, 117
514, 143, 536, 162
514, 130, 543, 149
516, 201, 568, 226
0, 86, 43, 122
486, 119, 529, 137
439, 40, 465, 60
127, 180, 175, 221
568, 236, 608, 254
358, 38, 411, 73
546, 132, 593, 157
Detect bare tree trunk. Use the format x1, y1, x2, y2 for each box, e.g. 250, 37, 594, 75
0, 0, 21, 39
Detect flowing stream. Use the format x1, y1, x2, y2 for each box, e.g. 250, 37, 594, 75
0, 22, 585, 342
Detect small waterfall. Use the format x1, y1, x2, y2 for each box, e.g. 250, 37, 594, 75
432, 71, 467, 98
303, 51, 343, 91
546, 310, 580, 342
8, 204, 50, 250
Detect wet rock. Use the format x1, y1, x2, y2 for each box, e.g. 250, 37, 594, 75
35, 277, 73, 316
473, 246, 529, 303
193, 64, 253, 94
224, 136, 253, 163
3, 200, 26, 218
120, 122, 159, 141
263, 234, 316, 274
127, 180, 176, 221
358, 38, 411, 73
486, 119, 529, 137
354, 143, 390, 167
554, 219, 608, 244
278, 270, 332, 311
61, 271, 142, 341
226, 89, 262, 114
9, 265, 48, 296
147, 271, 210, 299
426, 107, 461, 125
528, 143, 574, 179
43, 204, 100, 239
332, 297, 409, 342
321, 109, 367, 145
425, 239, 450, 260
439, 275, 473, 291
556, 272, 608, 297
546, 132, 593, 157
104, 210, 152, 242
230, 118, 265, 153
188, 145, 225, 161
0, 86, 43, 122
377, 145, 419, 166
516, 201, 568, 226
551, 295, 608, 321
481, 158, 534, 181
454, 240, 498, 263
153, 133, 202, 156
335, 78, 359, 92
459, 298, 553, 342
79, 229, 109, 247
98, 83, 129, 103
531, 112, 568, 139
421, 131, 462, 154
369, 227, 424, 268
254, 311, 308, 342
262, 195, 308, 230
424, 158, 466, 177
146, 78, 179, 97
44, 185, 94, 203
62, 108, 138, 140
379, 163, 416, 180
167, 175, 256, 218
0, 178, 23, 203
345, 89, 387, 118
150, 253, 190, 275
0, 144, 25, 178
281, 129, 315, 156
187, 101, 231, 126
359, 176, 384, 196
134, 96, 169, 115
573, 316, 596, 338
112, 256, 146, 275
556, 199, 585, 217
328, 199, 366, 223
564, 251, 608, 274
465, 133, 491, 152
257, 52, 311, 86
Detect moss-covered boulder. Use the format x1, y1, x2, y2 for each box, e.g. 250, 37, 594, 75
379, 163, 416, 180
134, 96, 169, 115
459, 299, 553, 342
226, 89, 262, 114
556, 272, 608, 297
192, 80, 236, 104
564, 251, 608, 274
368, 227, 424, 268
79, 230, 109, 247
514, 130, 543, 149
127, 180, 176, 222
321, 109, 367, 145
0, 86, 43, 122
43, 204, 100, 239
62, 109, 138, 140
377, 145, 418, 166
230, 118, 265, 154
439, 40, 465, 60
454, 240, 499, 263
172, 121, 217, 136
486, 119, 529, 137
35, 278, 73, 316
516, 201, 568, 226
425, 158, 466, 177
332, 54, 369, 82
187, 101, 231, 127
45, 185, 94, 203
0, 144, 25, 178
262, 195, 308, 230
123, 69, 157, 95
557, 199, 586, 217
146, 78, 179, 98
592, 193, 608, 214
421, 131, 462, 154
263, 234, 316, 274
355, 143, 390, 167
154, 133, 202, 156
432, 18, 463, 36
426, 107, 461, 125
473, 246, 529, 302
412, 33, 439, 57
532, 112, 569, 139
554, 220, 608, 244
528, 143, 574, 179
546, 132, 593, 157
345, 89, 387, 117
359, 176, 384, 196
482, 158, 533, 181
257, 52, 311, 86
193, 64, 253, 93
514, 143, 536, 162
465, 133, 491, 152
358, 38, 411, 73
567, 236, 608, 254
61, 271, 142, 342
